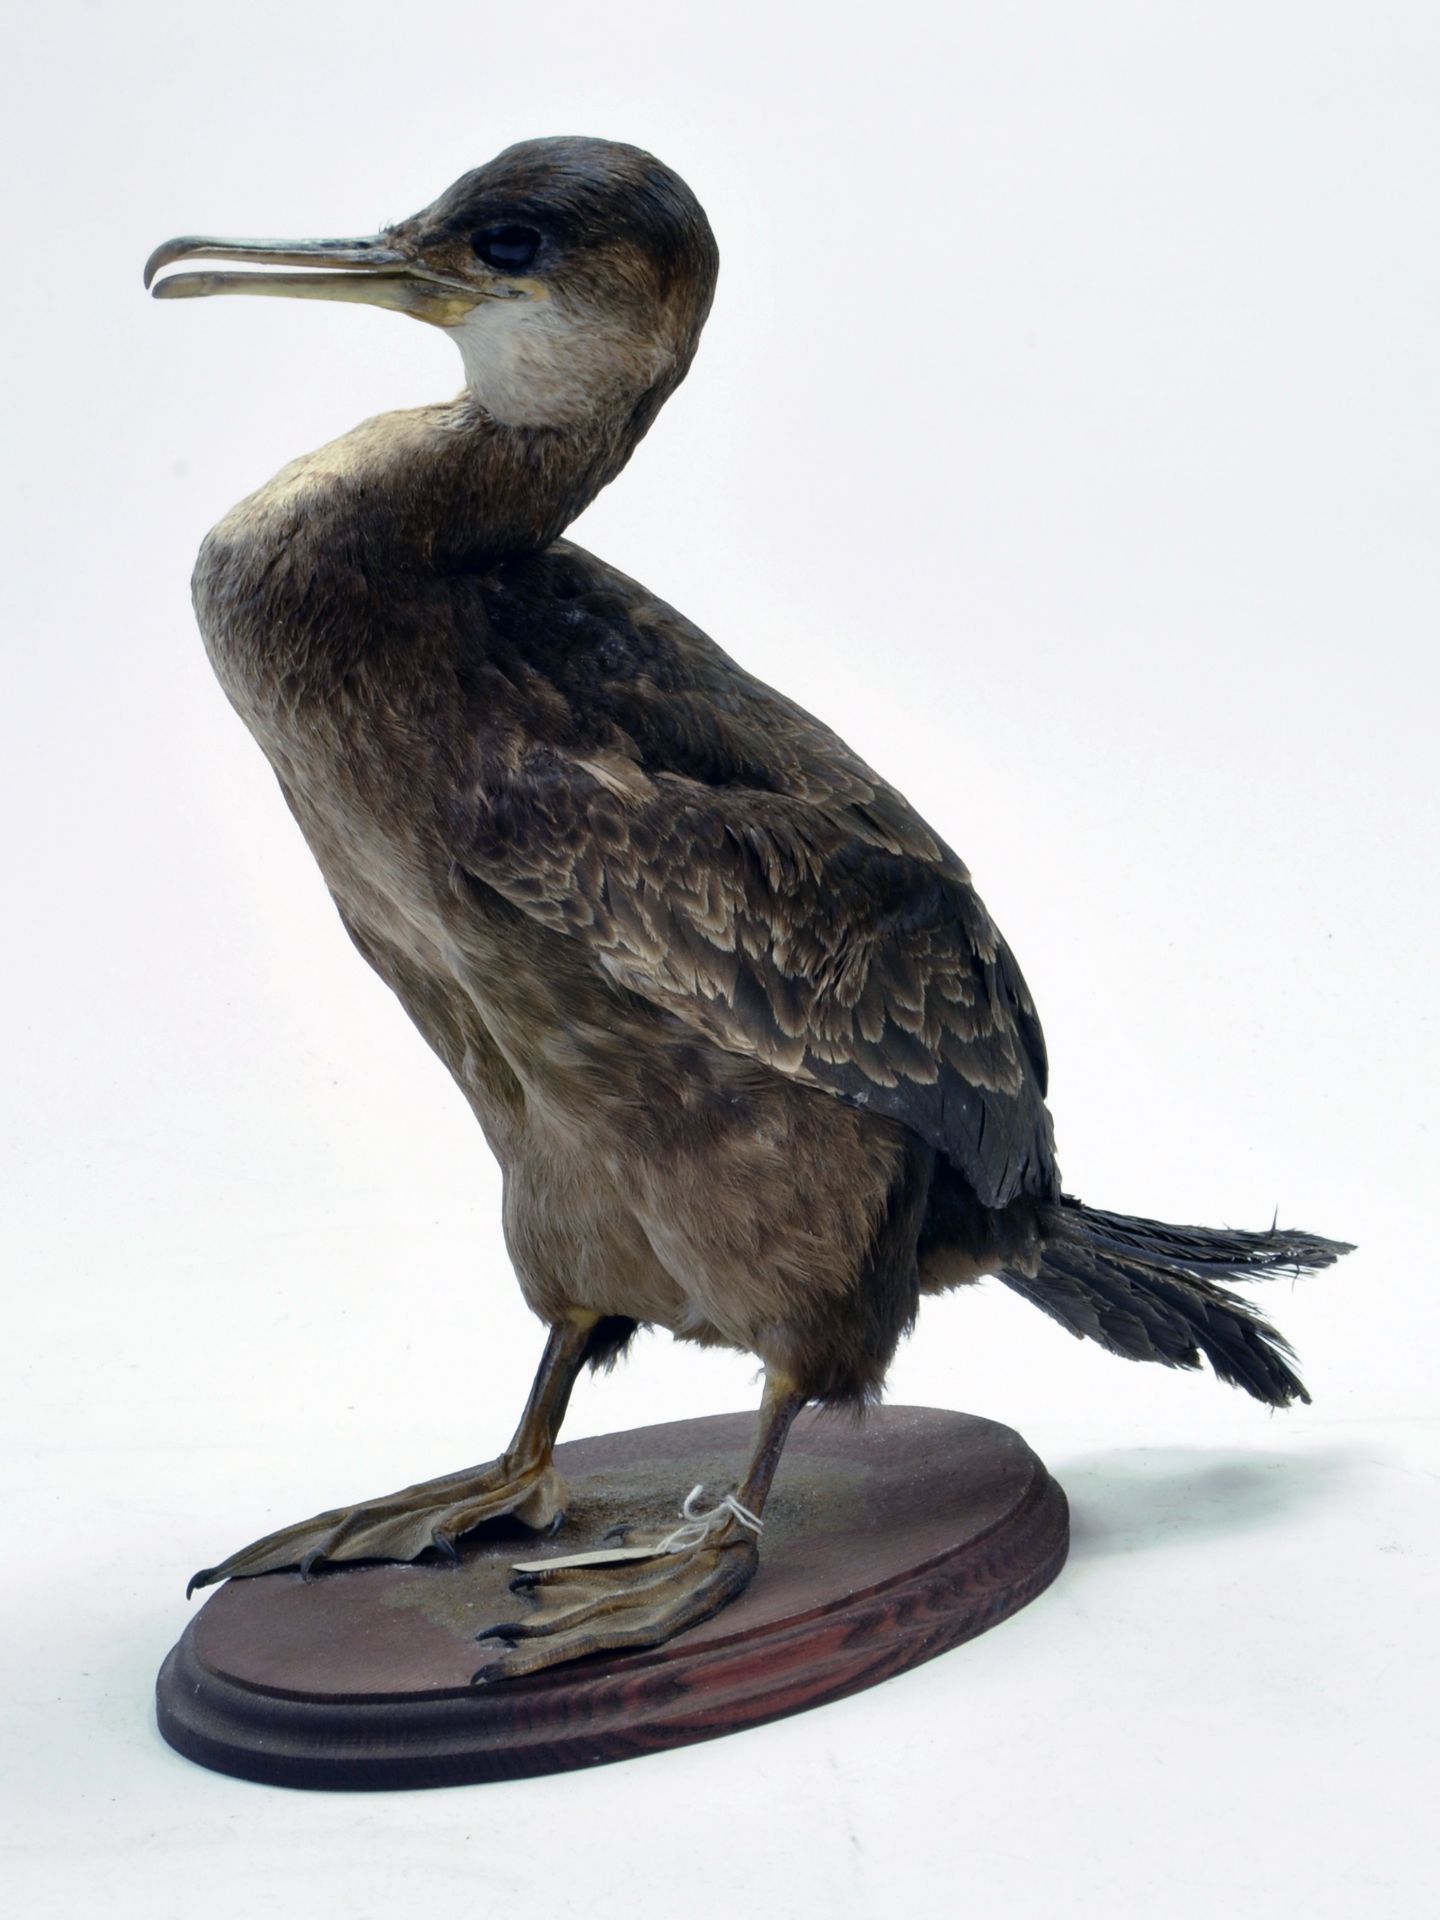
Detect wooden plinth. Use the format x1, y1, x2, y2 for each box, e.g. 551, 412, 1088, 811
156, 1405, 1067, 1790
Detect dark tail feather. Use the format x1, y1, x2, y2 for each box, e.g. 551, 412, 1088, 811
999, 1195, 1353, 1408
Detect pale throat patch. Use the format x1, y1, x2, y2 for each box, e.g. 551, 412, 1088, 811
448, 295, 668, 429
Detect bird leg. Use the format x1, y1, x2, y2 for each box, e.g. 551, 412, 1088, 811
187, 1316, 596, 1592
471, 1371, 806, 1683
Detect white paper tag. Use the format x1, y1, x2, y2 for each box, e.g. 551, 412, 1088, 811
510, 1545, 663, 1574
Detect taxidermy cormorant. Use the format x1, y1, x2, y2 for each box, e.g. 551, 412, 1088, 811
147, 137, 1348, 1681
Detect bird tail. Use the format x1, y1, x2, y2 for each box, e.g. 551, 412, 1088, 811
998, 1195, 1352, 1407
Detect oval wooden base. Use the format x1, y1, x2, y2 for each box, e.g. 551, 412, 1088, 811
156, 1405, 1067, 1790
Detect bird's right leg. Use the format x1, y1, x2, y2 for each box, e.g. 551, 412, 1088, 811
187, 1315, 599, 1593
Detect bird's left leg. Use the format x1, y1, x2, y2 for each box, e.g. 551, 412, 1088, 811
471, 1370, 806, 1682
187, 1315, 602, 1592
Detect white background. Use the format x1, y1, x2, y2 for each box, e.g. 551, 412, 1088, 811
2, 2, 1436, 1915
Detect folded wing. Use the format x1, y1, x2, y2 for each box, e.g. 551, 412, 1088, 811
450, 544, 1058, 1209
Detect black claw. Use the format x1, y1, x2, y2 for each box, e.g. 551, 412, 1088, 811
508, 1570, 540, 1592
185, 1568, 215, 1600
542, 1510, 567, 1538
431, 1528, 460, 1565
474, 1620, 526, 1645
603, 1523, 632, 1544
299, 1550, 327, 1581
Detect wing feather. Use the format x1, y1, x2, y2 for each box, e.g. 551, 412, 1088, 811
452, 543, 1057, 1207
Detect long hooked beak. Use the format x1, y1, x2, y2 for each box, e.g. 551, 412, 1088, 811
143, 233, 498, 325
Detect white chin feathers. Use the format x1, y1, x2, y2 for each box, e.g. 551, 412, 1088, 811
450, 297, 667, 428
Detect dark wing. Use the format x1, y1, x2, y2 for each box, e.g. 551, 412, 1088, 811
450, 543, 1057, 1208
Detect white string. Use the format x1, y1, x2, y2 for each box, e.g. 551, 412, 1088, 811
656, 1483, 764, 1554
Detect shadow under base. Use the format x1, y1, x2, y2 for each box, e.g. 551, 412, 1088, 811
156, 1405, 1068, 1790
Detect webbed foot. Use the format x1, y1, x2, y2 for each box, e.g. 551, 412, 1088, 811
469, 1373, 806, 1683
187, 1450, 569, 1594
471, 1518, 759, 1683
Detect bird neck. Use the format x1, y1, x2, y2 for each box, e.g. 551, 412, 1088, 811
195, 394, 656, 701
312, 396, 644, 572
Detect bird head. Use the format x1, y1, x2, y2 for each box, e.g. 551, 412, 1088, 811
146, 137, 719, 431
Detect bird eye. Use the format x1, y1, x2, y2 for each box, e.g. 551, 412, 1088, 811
470, 225, 542, 271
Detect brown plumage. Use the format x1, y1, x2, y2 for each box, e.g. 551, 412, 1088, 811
148, 137, 1349, 1679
